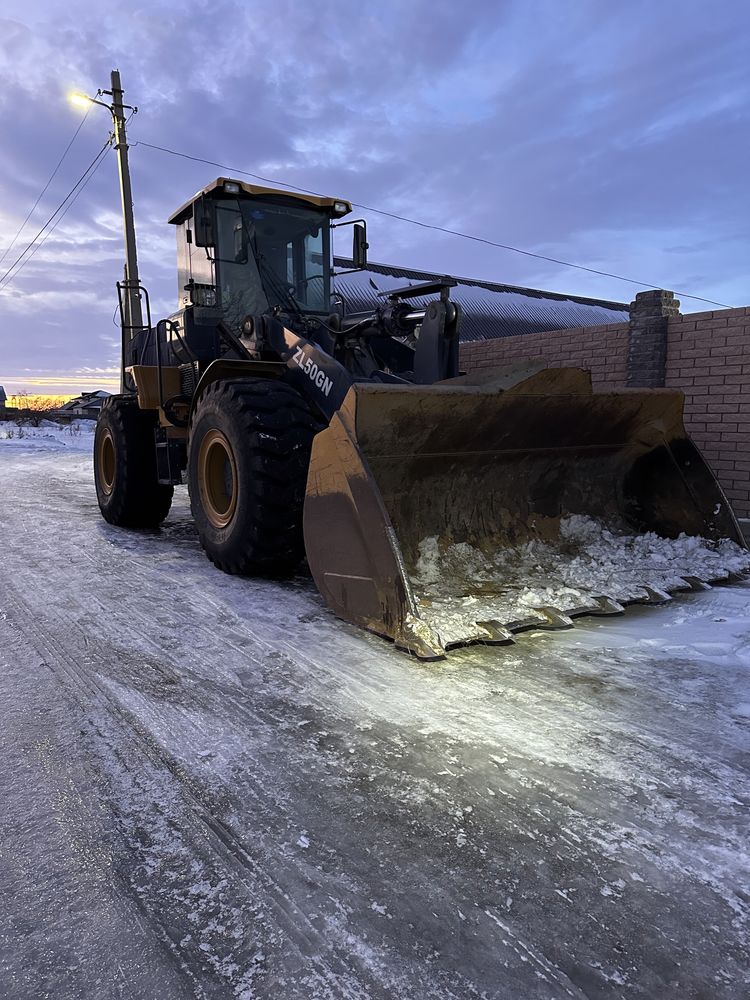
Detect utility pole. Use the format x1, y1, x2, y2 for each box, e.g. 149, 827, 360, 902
106, 69, 142, 391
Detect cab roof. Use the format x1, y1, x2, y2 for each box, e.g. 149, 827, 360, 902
167, 177, 352, 225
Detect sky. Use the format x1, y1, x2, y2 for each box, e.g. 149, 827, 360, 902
0, 0, 748, 394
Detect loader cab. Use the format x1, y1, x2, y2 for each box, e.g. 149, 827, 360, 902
168, 178, 354, 334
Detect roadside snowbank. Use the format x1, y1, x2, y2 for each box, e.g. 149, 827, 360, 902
0, 419, 95, 451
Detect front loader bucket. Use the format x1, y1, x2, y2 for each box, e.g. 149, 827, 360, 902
303, 366, 749, 658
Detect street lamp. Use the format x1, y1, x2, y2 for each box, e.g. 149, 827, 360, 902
69, 92, 95, 110
69, 89, 118, 112
69, 70, 142, 392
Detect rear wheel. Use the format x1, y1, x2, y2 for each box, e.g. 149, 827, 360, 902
188, 378, 321, 576
94, 395, 174, 527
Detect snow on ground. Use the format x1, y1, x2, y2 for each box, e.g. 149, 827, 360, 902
1, 431, 749, 998
0, 418, 95, 451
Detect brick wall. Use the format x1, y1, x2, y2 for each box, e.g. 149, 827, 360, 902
458, 303, 750, 519
460, 322, 629, 389
665, 306, 750, 517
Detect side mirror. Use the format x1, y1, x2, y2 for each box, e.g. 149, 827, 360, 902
193, 196, 215, 247
353, 222, 368, 269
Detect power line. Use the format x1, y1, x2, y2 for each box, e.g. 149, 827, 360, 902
132, 138, 733, 309
0, 105, 94, 268
0, 135, 113, 290
15, 116, 133, 278
7, 144, 114, 285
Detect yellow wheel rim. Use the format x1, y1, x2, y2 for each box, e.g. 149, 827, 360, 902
97, 427, 116, 496
198, 429, 238, 529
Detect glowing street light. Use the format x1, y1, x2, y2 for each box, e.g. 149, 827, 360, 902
68, 92, 92, 110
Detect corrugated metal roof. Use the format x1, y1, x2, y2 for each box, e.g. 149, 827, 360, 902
332, 259, 629, 341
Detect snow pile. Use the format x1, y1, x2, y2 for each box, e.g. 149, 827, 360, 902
411, 516, 750, 646
0, 419, 95, 451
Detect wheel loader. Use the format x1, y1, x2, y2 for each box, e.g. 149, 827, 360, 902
94, 176, 748, 658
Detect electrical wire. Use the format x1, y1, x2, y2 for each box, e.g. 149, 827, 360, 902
0, 135, 113, 290
131, 139, 733, 309
0, 108, 135, 292
0, 104, 94, 268
7, 143, 114, 285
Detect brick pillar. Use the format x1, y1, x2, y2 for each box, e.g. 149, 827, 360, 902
626, 289, 680, 387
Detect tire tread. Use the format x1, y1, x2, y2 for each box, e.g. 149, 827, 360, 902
188, 378, 323, 577
94, 395, 174, 528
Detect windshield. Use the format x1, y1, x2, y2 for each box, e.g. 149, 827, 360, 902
215, 200, 330, 330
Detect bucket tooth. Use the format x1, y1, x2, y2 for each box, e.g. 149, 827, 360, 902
639, 586, 673, 604
531, 606, 575, 629
475, 620, 516, 644
394, 615, 445, 661
590, 595, 626, 615
504, 612, 549, 632
707, 569, 731, 583
619, 586, 651, 603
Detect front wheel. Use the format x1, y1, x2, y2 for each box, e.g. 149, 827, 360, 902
188, 378, 321, 577
94, 396, 174, 528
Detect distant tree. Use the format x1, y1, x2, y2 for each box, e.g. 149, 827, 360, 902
9, 391, 60, 427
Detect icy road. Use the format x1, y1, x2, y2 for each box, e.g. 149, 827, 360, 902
0, 422, 749, 1000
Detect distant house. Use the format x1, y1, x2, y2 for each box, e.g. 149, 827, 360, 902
53, 390, 111, 420
0, 385, 6, 416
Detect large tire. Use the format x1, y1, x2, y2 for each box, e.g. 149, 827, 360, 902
188, 378, 321, 577
94, 395, 174, 528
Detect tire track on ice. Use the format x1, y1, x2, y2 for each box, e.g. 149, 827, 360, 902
2, 583, 384, 1000
0, 602, 203, 999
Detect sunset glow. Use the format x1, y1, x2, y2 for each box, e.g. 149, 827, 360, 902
5, 393, 77, 410
2, 373, 119, 395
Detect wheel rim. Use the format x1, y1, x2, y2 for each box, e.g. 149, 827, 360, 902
198, 429, 238, 529
97, 427, 116, 496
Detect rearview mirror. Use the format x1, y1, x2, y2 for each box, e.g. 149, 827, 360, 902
353, 222, 368, 269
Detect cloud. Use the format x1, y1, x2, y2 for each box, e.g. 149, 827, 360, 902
0, 0, 748, 390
